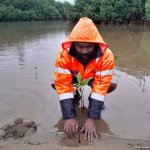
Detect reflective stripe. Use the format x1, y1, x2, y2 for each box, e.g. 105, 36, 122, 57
95, 69, 114, 76
96, 58, 100, 63
112, 75, 119, 84
55, 67, 71, 74
59, 92, 74, 101
91, 92, 105, 102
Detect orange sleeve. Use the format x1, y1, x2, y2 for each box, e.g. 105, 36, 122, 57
91, 48, 114, 101
54, 50, 73, 96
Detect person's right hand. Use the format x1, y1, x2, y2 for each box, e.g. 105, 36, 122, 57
64, 118, 78, 138
80, 118, 98, 141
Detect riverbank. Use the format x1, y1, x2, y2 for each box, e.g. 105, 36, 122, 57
0, 111, 150, 150
0, 132, 150, 150
0, 19, 150, 26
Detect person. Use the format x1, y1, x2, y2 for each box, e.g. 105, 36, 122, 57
52, 17, 117, 142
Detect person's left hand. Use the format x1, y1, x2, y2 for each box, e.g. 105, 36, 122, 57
80, 118, 98, 141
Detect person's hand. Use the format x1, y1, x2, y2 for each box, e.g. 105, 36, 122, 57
64, 118, 78, 138
80, 118, 98, 141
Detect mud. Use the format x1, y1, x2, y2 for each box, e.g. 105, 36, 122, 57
0, 118, 37, 140
60, 132, 101, 147
55, 104, 112, 147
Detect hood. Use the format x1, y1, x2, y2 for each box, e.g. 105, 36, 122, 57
62, 17, 108, 52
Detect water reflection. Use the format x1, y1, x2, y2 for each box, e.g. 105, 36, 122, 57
0, 21, 70, 67
0, 21, 70, 45
97, 24, 150, 78
0, 22, 150, 78
16, 44, 25, 64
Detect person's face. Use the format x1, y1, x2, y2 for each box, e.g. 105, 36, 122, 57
74, 42, 95, 55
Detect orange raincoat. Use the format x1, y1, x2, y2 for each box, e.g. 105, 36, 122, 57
54, 17, 114, 119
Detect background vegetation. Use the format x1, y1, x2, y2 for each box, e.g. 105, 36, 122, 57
0, 0, 150, 23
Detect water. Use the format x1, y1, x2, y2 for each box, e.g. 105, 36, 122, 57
0, 21, 150, 140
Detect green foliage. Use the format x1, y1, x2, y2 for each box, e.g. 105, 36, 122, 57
0, 0, 66, 21
113, 0, 130, 23
19, 10, 37, 20
145, 0, 150, 21
126, 0, 145, 21
81, 79, 89, 86
71, 0, 147, 23
77, 73, 82, 85
73, 73, 90, 91
100, 0, 115, 22
0, 0, 149, 23
14, 0, 37, 11
0, 5, 21, 21
62, 2, 74, 20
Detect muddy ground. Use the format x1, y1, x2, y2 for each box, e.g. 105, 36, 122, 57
0, 118, 37, 141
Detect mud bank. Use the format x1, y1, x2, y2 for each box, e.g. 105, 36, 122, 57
55, 105, 112, 146
1, 110, 150, 150
0, 103, 150, 149
0, 132, 150, 150
0, 118, 37, 141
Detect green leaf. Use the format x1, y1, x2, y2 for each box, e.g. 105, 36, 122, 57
76, 73, 82, 84
73, 83, 78, 86
73, 83, 79, 87
81, 79, 90, 86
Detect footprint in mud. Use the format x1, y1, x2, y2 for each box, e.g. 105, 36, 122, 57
55, 107, 113, 147
0, 118, 37, 140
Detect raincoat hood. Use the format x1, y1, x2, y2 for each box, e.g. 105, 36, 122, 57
62, 17, 108, 52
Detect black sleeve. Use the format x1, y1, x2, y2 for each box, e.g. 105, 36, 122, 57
60, 98, 76, 119
87, 97, 104, 120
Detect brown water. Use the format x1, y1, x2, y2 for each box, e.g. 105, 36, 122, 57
0, 21, 150, 140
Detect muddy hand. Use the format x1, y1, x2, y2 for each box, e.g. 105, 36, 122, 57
80, 118, 98, 141
64, 118, 78, 138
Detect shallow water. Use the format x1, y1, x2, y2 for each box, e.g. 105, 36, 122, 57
0, 21, 150, 140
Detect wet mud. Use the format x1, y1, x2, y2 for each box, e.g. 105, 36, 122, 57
0, 118, 37, 140
55, 104, 112, 147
